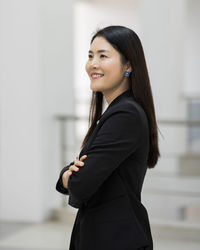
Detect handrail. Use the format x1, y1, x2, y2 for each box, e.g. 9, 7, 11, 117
54, 115, 200, 126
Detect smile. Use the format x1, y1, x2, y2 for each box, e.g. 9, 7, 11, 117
91, 74, 104, 79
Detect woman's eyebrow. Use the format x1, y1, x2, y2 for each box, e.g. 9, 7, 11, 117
88, 49, 110, 54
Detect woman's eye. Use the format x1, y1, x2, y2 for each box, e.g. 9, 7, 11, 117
88, 54, 106, 59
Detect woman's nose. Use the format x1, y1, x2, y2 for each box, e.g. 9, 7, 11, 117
90, 58, 99, 68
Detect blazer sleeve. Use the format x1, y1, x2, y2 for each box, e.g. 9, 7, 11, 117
67, 110, 142, 204
55, 161, 74, 195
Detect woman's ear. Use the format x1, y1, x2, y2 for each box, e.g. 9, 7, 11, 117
126, 61, 132, 72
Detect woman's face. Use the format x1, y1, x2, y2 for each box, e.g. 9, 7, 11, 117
85, 36, 129, 93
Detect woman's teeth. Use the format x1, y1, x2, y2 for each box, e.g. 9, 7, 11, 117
92, 74, 104, 79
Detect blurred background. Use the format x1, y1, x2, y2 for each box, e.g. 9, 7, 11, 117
0, 0, 200, 249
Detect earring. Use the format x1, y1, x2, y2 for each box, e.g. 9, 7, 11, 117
124, 71, 130, 77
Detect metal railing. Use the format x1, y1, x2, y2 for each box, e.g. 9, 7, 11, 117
55, 114, 200, 162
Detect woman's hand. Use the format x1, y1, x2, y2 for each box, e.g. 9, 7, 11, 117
62, 155, 87, 189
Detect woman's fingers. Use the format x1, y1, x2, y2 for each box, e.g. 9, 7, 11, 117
75, 155, 87, 167
67, 170, 72, 175
62, 170, 72, 182
80, 155, 87, 161
69, 165, 79, 172
69, 155, 88, 172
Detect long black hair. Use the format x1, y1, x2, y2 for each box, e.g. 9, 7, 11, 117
81, 25, 160, 169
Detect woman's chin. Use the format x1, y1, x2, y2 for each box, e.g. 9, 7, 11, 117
90, 83, 103, 92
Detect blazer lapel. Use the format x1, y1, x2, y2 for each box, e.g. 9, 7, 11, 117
78, 89, 135, 158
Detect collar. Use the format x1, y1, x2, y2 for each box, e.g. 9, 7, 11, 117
97, 89, 135, 123
107, 89, 135, 108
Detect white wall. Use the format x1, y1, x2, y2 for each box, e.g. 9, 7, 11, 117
183, 0, 200, 97
137, 0, 200, 221
139, 0, 188, 120
0, 0, 75, 222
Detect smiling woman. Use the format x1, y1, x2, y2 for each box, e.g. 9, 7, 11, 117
56, 25, 160, 250
85, 36, 132, 105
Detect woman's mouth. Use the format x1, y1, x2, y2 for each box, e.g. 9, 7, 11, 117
91, 73, 104, 79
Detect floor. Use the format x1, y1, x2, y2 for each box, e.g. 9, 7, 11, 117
0, 220, 200, 250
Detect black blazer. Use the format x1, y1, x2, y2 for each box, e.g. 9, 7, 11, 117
56, 89, 153, 250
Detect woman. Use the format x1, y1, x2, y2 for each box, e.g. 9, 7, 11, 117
56, 25, 160, 250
